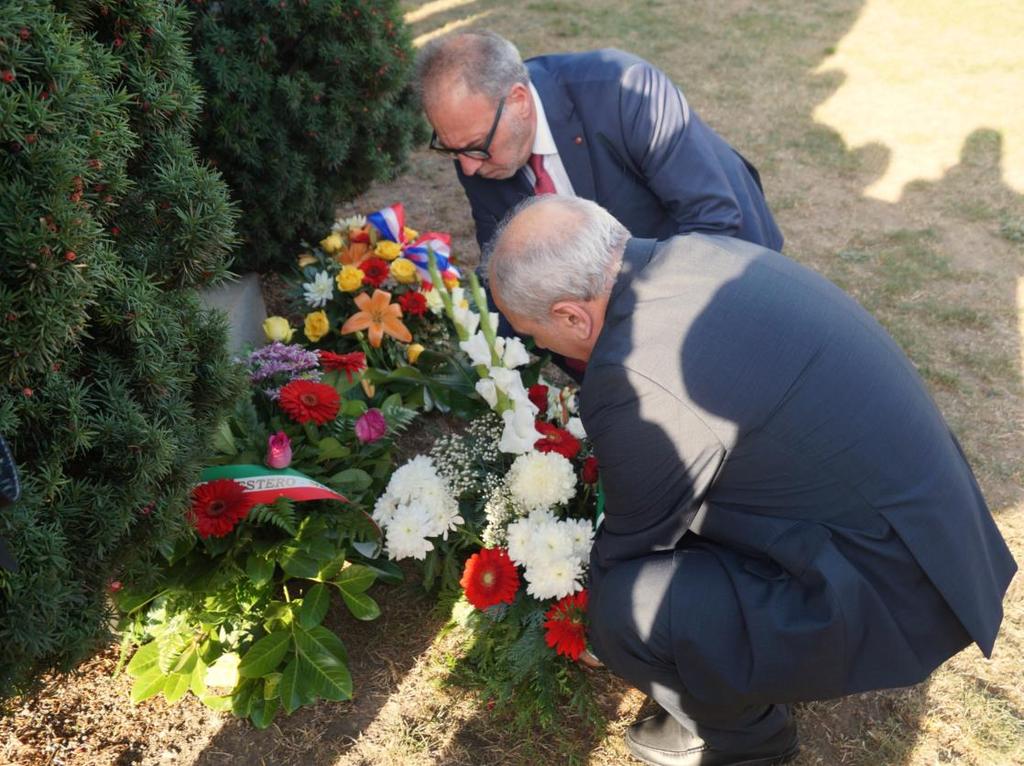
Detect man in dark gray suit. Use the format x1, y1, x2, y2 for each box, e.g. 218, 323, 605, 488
415, 31, 782, 255
486, 196, 1016, 766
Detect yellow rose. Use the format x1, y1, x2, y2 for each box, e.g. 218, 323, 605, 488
389, 258, 418, 285
403, 227, 419, 242
320, 232, 343, 254
262, 316, 294, 343
374, 240, 403, 261
407, 343, 425, 364
297, 252, 317, 268
336, 265, 364, 292
303, 310, 330, 342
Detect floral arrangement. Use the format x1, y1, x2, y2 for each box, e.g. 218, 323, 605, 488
116, 344, 418, 728
369, 263, 604, 727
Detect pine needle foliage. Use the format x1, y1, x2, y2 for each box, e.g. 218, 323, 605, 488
0, 0, 241, 697
189, 0, 427, 271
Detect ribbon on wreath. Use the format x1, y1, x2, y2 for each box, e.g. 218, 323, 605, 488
367, 202, 461, 283
198, 464, 348, 505
197, 465, 383, 557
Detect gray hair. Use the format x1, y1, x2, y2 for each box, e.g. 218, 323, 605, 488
414, 31, 529, 108
486, 196, 629, 320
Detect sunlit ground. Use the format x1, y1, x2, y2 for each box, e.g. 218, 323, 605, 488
813, 0, 1023, 202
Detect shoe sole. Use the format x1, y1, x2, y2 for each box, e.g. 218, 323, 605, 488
625, 740, 800, 766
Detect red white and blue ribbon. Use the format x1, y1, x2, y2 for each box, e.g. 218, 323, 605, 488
367, 203, 461, 283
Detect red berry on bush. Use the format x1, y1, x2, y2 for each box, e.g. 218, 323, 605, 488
65, 251, 77, 261
19, 27, 30, 41
1, 70, 14, 84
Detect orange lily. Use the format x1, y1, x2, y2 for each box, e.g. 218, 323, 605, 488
341, 289, 412, 348
338, 240, 370, 266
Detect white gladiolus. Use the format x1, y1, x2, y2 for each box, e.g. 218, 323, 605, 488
475, 378, 498, 408
501, 336, 531, 369
499, 404, 542, 454
566, 417, 587, 439
460, 332, 500, 367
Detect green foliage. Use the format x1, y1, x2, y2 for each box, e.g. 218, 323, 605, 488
118, 366, 419, 726
0, 0, 240, 696
189, 0, 427, 271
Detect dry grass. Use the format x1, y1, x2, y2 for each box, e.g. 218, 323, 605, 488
2, 0, 1021, 764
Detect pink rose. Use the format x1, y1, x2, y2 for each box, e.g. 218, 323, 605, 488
355, 408, 387, 444
265, 431, 292, 469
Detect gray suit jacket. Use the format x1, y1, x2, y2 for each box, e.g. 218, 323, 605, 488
581, 234, 1016, 702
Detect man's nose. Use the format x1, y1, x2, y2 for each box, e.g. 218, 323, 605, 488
458, 154, 485, 176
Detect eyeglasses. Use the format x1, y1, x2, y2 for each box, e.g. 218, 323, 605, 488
429, 96, 506, 160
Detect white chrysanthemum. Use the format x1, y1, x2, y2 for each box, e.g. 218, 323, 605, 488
565, 517, 594, 560
499, 404, 542, 454
333, 214, 366, 232
418, 482, 462, 538
386, 455, 442, 503
532, 515, 575, 561
523, 555, 585, 600
372, 493, 400, 526
501, 337, 531, 369
302, 270, 334, 308
508, 451, 577, 510
566, 417, 586, 439
505, 514, 537, 566
384, 503, 434, 560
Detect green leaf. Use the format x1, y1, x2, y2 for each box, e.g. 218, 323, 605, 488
328, 468, 372, 492
315, 552, 347, 581
293, 626, 353, 701
200, 694, 234, 712
238, 631, 291, 678
335, 563, 376, 594
298, 583, 330, 629
339, 590, 381, 621
263, 672, 282, 700
126, 640, 161, 677
205, 652, 240, 689
317, 436, 351, 462
279, 545, 320, 578
213, 420, 237, 455
249, 695, 281, 729
246, 554, 275, 586
163, 648, 198, 704
360, 558, 404, 586
278, 658, 316, 714
130, 669, 167, 704
231, 678, 257, 718
342, 399, 368, 417
307, 625, 348, 665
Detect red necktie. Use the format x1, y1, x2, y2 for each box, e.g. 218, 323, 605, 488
529, 153, 557, 195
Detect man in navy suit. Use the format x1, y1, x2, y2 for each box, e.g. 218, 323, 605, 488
486, 195, 1016, 766
414, 31, 783, 257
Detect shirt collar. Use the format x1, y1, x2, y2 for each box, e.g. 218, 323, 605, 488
529, 83, 558, 156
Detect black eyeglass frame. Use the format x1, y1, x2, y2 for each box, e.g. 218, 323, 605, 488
429, 96, 506, 160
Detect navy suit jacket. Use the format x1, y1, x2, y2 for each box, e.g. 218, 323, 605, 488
581, 234, 1016, 702
458, 49, 783, 256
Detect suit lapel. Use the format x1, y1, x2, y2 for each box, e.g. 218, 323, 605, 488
528, 61, 596, 200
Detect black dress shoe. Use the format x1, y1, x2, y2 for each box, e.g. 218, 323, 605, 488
625, 708, 799, 766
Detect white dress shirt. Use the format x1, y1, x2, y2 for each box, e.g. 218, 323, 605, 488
523, 83, 576, 196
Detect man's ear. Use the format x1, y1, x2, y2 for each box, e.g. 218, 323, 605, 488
551, 301, 594, 340
507, 82, 532, 117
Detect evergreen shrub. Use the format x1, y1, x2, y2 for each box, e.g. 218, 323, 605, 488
0, 0, 240, 696
190, 0, 426, 272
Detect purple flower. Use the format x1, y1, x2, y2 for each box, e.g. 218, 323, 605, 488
265, 431, 293, 469
354, 409, 387, 444
240, 342, 322, 399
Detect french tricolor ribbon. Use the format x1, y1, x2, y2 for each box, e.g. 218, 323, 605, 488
366, 203, 461, 282
198, 464, 348, 506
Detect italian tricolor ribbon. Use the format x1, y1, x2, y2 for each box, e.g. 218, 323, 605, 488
198, 465, 348, 506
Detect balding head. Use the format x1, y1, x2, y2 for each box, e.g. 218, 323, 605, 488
487, 195, 628, 326
414, 31, 528, 112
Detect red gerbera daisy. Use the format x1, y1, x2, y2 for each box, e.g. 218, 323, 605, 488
397, 290, 428, 317
190, 479, 255, 538
278, 379, 340, 424
460, 548, 520, 610
543, 589, 588, 660
318, 350, 366, 382
534, 420, 581, 459
527, 383, 549, 413
359, 257, 390, 288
